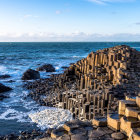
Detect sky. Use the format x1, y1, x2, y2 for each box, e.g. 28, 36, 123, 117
0, 0, 140, 42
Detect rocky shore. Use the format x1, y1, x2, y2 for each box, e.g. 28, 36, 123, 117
1, 45, 140, 140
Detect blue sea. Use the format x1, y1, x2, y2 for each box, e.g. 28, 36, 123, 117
0, 42, 139, 135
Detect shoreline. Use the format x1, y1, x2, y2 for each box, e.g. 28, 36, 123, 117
0, 44, 140, 139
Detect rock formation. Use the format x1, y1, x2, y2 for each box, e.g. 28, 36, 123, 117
0, 83, 12, 100
0, 83, 12, 93
36, 64, 55, 72
22, 69, 40, 80
2, 45, 140, 139
27, 45, 140, 119
39, 95, 140, 140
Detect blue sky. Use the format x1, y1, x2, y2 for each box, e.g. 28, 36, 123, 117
0, 0, 140, 41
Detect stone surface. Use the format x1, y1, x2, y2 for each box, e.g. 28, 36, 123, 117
22, 69, 40, 80
71, 134, 88, 140
0, 83, 12, 93
51, 127, 66, 138
125, 107, 140, 118
92, 117, 107, 127
118, 100, 137, 115
136, 96, 140, 107
37, 64, 55, 72
111, 132, 125, 140
107, 114, 120, 131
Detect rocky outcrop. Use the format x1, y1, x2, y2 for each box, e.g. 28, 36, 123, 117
26, 45, 140, 120
0, 83, 12, 93
36, 64, 55, 72
22, 69, 40, 80
2, 45, 140, 140
0, 74, 11, 79
0, 83, 12, 100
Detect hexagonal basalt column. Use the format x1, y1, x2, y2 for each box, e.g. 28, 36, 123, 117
107, 113, 121, 131
92, 117, 107, 127
118, 100, 137, 115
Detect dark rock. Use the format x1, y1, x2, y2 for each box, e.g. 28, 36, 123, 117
22, 69, 40, 80
51, 127, 66, 138
37, 64, 55, 72
70, 128, 87, 136
6, 80, 15, 83
97, 127, 114, 135
57, 134, 70, 140
0, 94, 8, 100
70, 63, 74, 65
61, 66, 68, 69
71, 134, 88, 140
111, 132, 125, 140
0, 74, 11, 79
88, 129, 106, 138
0, 83, 12, 93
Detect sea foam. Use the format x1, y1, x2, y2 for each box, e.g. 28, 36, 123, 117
29, 108, 73, 130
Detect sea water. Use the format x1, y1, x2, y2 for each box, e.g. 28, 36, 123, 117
0, 42, 139, 135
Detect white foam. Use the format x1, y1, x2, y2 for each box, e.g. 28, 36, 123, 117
72, 56, 79, 58
29, 108, 73, 130
55, 66, 60, 70
0, 109, 30, 122
0, 65, 7, 74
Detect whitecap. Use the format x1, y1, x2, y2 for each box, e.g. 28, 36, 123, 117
29, 108, 73, 130
55, 66, 60, 70
72, 56, 79, 58
0, 65, 7, 74
0, 108, 30, 123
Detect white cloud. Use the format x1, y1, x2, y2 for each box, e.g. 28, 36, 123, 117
20, 14, 39, 22
0, 32, 140, 42
24, 14, 32, 18
87, 0, 135, 4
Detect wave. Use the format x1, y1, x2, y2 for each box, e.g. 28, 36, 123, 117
0, 66, 7, 74
0, 109, 30, 123
29, 108, 73, 130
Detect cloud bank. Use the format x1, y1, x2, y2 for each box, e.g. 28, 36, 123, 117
88, 0, 135, 4
0, 32, 140, 42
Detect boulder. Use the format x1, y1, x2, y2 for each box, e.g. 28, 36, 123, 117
111, 132, 124, 140
0, 83, 12, 93
37, 64, 55, 72
22, 69, 40, 80
0, 74, 11, 79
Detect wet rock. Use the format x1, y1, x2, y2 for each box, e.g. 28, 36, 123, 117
88, 129, 106, 138
61, 66, 68, 69
6, 80, 15, 83
0, 74, 11, 79
51, 127, 66, 139
0, 83, 12, 93
22, 69, 40, 80
56, 134, 70, 140
0, 94, 8, 100
37, 64, 55, 72
40, 137, 55, 140
71, 134, 88, 140
92, 117, 107, 127
111, 132, 125, 140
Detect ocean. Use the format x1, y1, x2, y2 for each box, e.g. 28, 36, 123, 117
0, 42, 139, 135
